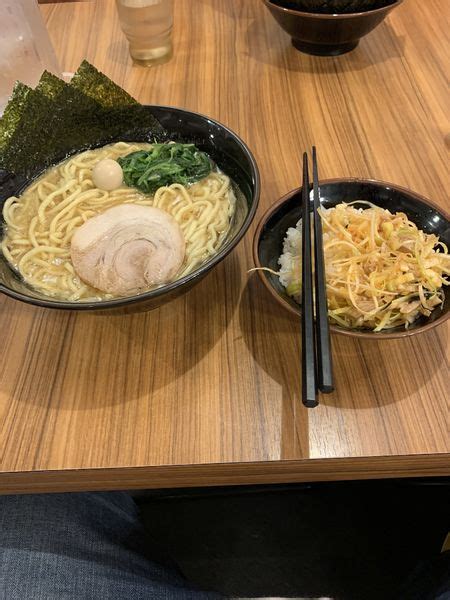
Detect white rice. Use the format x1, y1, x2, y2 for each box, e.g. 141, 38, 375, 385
278, 218, 301, 303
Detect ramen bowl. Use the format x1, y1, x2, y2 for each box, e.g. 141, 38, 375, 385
253, 179, 450, 339
0, 106, 260, 312
262, 0, 403, 56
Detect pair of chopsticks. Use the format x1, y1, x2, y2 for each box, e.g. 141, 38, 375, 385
301, 147, 334, 408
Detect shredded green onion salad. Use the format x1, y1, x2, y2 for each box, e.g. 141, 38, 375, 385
262, 201, 449, 331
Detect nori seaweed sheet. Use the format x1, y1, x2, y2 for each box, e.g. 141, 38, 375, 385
71, 60, 137, 107
0, 82, 32, 153
0, 61, 165, 179
0, 75, 102, 176
36, 71, 67, 100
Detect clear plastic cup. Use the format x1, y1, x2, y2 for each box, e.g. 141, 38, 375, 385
0, 0, 61, 114
116, 0, 173, 67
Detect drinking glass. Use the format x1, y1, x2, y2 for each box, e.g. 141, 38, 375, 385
0, 0, 61, 114
115, 0, 173, 67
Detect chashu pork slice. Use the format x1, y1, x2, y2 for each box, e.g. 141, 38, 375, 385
70, 204, 185, 295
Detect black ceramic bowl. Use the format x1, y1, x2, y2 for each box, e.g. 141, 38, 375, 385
271, 0, 397, 13
263, 0, 403, 56
0, 106, 260, 312
253, 179, 450, 340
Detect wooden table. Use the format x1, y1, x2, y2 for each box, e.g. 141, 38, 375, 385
1, 0, 449, 494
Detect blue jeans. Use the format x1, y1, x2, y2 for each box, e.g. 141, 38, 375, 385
0, 492, 222, 599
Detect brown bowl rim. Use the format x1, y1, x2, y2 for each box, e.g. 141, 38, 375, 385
263, 0, 403, 20
252, 177, 450, 340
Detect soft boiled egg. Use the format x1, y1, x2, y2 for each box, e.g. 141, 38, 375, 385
92, 158, 123, 191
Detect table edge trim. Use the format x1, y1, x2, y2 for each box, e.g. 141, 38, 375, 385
1, 454, 449, 495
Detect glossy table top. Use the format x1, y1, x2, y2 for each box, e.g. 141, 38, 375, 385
0, 0, 448, 494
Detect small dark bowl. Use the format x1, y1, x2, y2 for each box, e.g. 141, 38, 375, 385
263, 0, 403, 56
253, 179, 450, 340
0, 106, 260, 312
270, 0, 397, 13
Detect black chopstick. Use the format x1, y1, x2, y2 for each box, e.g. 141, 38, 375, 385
301, 149, 334, 408
301, 152, 318, 408
312, 147, 334, 393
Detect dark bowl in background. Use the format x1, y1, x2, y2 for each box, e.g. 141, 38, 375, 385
253, 179, 450, 340
270, 0, 397, 13
262, 0, 403, 56
0, 106, 260, 312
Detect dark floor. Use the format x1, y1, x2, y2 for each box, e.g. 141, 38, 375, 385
137, 478, 450, 599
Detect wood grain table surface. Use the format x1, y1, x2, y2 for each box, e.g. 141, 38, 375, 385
0, 0, 449, 494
